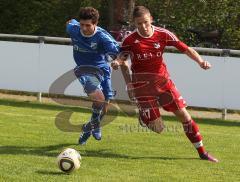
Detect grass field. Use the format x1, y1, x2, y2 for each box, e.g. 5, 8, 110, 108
0, 98, 240, 181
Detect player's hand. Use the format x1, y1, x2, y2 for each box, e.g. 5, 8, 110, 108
111, 60, 120, 70
199, 61, 211, 70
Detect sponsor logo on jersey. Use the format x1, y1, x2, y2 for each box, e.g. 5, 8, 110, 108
136, 51, 162, 60
90, 42, 97, 49
73, 44, 97, 53
153, 43, 161, 49
134, 39, 140, 44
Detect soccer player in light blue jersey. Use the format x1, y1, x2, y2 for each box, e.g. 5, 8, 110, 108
66, 7, 120, 145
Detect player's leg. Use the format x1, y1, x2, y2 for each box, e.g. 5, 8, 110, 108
173, 108, 218, 162
162, 83, 218, 162
89, 72, 116, 141
87, 90, 105, 141
145, 117, 165, 134
137, 97, 165, 134
100, 75, 115, 118
173, 108, 205, 154
78, 74, 105, 144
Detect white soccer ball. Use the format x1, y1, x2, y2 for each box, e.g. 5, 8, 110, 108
57, 148, 81, 173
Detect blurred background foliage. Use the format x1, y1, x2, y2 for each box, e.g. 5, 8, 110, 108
0, 0, 239, 49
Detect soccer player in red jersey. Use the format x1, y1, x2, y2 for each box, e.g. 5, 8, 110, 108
112, 6, 218, 162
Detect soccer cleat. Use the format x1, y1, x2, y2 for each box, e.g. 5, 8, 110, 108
91, 121, 102, 140
92, 127, 102, 140
199, 152, 219, 163
78, 131, 91, 145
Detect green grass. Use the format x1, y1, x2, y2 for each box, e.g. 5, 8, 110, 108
0, 98, 240, 181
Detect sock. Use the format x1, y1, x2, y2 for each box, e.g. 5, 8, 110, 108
82, 103, 103, 132
91, 103, 103, 124
182, 119, 205, 155
82, 103, 103, 133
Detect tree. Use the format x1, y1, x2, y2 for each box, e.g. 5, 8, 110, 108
107, 0, 135, 30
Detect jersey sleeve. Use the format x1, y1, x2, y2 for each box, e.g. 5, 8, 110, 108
164, 30, 189, 52
66, 19, 79, 36
120, 38, 132, 54
99, 30, 120, 58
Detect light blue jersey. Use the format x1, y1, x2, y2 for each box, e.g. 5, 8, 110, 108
66, 19, 119, 71
66, 19, 119, 100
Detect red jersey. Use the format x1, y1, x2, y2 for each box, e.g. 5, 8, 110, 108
121, 26, 188, 78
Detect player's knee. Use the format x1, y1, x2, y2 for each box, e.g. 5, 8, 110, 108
147, 118, 165, 134
90, 89, 105, 103
148, 125, 164, 134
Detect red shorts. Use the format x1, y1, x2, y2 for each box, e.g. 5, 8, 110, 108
134, 80, 186, 125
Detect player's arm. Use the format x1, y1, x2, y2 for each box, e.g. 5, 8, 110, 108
119, 56, 131, 84
119, 57, 134, 99
165, 29, 211, 70
100, 31, 120, 61
183, 47, 211, 70
111, 52, 128, 70
66, 19, 79, 35
111, 41, 131, 69
111, 52, 132, 85
166, 32, 211, 70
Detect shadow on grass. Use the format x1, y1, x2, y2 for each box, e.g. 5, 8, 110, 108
0, 143, 74, 157
163, 115, 240, 127
81, 149, 198, 161
0, 144, 198, 161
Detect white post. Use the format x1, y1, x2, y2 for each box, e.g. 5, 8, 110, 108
221, 49, 230, 120
222, 108, 227, 120
37, 92, 42, 102
37, 36, 44, 102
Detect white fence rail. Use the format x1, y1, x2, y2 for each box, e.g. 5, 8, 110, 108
0, 34, 240, 112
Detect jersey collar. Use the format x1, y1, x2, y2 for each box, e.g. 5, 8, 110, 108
80, 26, 97, 38
137, 26, 154, 38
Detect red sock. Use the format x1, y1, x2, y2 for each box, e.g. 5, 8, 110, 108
182, 119, 205, 155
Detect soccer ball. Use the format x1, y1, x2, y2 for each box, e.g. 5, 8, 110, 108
57, 148, 81, 173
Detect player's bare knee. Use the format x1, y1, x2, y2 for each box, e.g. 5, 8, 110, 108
148, 124, 164, 134
90, 90, 105, 103
148, 118, 165, 134
153, 127, 164, 134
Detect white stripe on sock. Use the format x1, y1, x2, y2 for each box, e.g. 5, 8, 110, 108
193, 140, 203, 148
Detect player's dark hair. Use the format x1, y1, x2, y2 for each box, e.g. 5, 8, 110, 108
133, 6, 150, 18
78, 7, 99, 24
